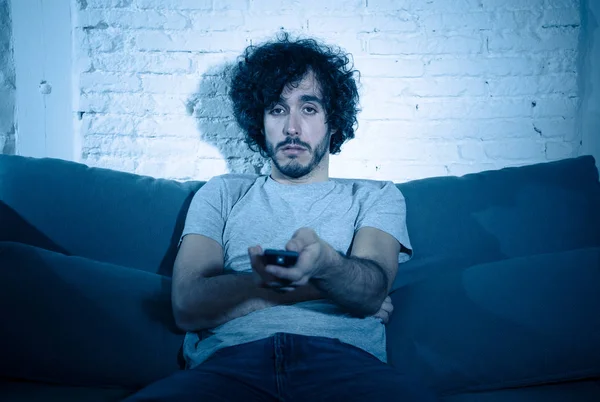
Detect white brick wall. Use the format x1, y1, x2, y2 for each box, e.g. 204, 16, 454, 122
0, 0, 15, 155
73, 0, 582, 182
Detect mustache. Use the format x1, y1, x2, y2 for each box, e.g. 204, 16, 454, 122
276, 138, 311, 151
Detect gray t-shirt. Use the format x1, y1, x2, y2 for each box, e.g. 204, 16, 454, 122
180, 174, 412, 369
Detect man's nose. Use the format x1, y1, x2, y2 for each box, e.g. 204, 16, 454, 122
285, 112, 300, 136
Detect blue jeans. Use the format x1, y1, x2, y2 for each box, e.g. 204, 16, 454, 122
123, 333, 438, 401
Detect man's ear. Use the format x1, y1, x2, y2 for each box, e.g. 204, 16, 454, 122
328, 129, 337, 150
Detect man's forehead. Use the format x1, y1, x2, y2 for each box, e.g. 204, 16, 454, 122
281, 72, 323, 99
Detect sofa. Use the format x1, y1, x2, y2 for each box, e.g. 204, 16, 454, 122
1, 153, 599, 401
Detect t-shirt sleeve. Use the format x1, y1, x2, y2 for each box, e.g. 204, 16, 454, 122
179, 176, 227, 247
356, 181, 413, 263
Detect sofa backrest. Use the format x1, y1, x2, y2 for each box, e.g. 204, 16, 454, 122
2, 154, 599, 281
395, 155, 600, 288
0, 155, 202, 276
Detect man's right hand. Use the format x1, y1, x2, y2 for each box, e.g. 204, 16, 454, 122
373, 296, 393, 324
248, 245, 286, 288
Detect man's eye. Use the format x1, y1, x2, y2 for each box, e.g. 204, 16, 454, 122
269, 107, 285, 115
303, 106, 317, 114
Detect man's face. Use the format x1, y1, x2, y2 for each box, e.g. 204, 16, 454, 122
263, 71, 332, 180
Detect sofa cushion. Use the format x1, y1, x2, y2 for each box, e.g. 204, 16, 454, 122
0, 155, 202, 275
387, 247, 600, 395
395, 156, 600, 289
0, 379, 132, 402
439, 378, 600, 402
0, 241, 185, 390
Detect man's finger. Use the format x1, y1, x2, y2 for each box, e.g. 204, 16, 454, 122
286, 228, 318, 252
265, 265, 303, 282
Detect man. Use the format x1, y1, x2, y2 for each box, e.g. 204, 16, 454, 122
125, 33, 437, 401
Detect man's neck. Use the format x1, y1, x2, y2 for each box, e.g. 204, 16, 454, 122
270, 163, 329, 185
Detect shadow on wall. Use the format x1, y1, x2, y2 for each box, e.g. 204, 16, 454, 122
186, 62, 271, 175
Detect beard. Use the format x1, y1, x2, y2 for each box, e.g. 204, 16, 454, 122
266, 130, 331, 179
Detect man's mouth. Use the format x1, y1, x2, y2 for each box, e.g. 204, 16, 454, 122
281, 145, 307, 151
280, 145, 308, 156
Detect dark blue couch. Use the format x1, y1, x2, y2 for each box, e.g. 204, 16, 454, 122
1, 154, 599, 401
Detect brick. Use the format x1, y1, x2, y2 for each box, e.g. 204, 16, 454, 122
141, 74, 202, 95
366, 118, 538, 142
415, 0, 483, 11
214, 0, 249, 11
242, 14, 307, 31
409, 77, 487, 97
483, 140, 545, 160
366, 0, 410, 11
80, 72, 141, 93
82, 134, 138, 156
540, 50, 577, 74
85, 0, 134, 8
370, 34, 482, 55
355, 57, 424, 77
136, 115, 199, 138
206, 138, 252, 158
545, 0, 579, 8
426, 56, 540, 77
80, 93, 156, 114
413, 98, 533, 119
84, 114, 137, 135
343, 136, 459, 161
545, 141, 578, 160
309, 16, 363, 33
487, 28, 579, 53
360, 120, 470, 140
541, 8, 581, 28
486, 74, 577, 97
189, 53, 237, 75
92, 52, 192, 74
359, 99, 416, 120
532, 118, 577, 140
86, 28, 127, 53
134, 30, 250, 52
152, 94, 198, 115
136, 0, 211, 10
362, 14, 418, 33
532, 97, 578, 118
362, 76, 487, 98
198, 119, 244, 140
189, 10, 245, 31
309, 15, 417, 33
369, 0, 481, 12
250, 0, 363, 14
141, 137, 201, 157
422, 11, 537, 33
458, 142, 487, 161
78, 9, 188, 30
481, 0, 544, 10
474, 118, 542, 140
189, 95, 233, 118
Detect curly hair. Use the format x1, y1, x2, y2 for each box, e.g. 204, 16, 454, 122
229, 32, 360, 157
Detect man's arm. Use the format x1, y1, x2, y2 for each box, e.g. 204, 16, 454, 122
315, 227, 400, 316
171, 234, 321, 332
263, 227, 401, 317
